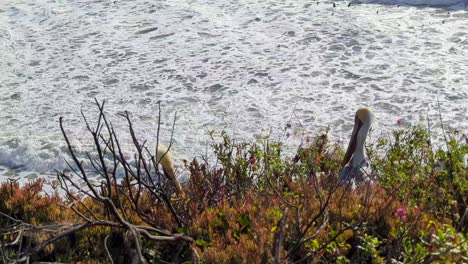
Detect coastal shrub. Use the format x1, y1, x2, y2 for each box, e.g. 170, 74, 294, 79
369, 126, 468, 231
0, 179, 67, 226
1, 111, 467, 263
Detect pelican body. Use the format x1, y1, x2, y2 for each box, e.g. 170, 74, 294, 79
339, 108, 374, 182
155, 144, 184, 196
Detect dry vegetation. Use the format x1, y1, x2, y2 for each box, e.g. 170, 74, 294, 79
1, 101, 467, 263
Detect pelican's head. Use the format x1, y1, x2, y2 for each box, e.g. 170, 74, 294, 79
342, 108, 374, 167
155, 144, 175, 176
155, 144, 184, 195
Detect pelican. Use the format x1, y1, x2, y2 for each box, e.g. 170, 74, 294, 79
155, 144, 184, 196
339, 108, 374, 183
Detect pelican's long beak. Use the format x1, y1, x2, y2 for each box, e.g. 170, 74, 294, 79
342, 114, 363, 166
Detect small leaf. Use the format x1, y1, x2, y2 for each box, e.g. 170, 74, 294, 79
271, 226, 277, 233
195, 239, 211, 248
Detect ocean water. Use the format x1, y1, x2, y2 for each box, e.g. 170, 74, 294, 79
0, 0, 467, 182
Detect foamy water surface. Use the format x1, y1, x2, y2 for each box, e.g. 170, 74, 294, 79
0, 0, 467, 182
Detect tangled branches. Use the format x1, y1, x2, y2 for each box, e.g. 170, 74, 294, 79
1, 100, 197, 264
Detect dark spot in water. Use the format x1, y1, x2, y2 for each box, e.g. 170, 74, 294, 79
365, 51, 376, 59
124, 50, 138, 58
370, 84, 382, 91
328, 44, 345, 51
421, 68, 441, 76
208, 84, 223, 92
286, 31, 296, 37
149, 33, 175, 40
342, 86, 355, 91
38, 152, 50, 159
254, 17, 261, 21
87, 91, 99, 97
102, 79, 119, 85
344, 39, 360, 49
8, 118, 19, 125
281, 67, 295, 73
72, 75, 90, 81
197, 72, 207, 78
310, 71, 321, 77
130, 83, 152, 91
332, 83, 341, 89
449, 47, 458, 54
181, 96, 198, 103
246, 107, 263, 118
153, 58, 168, 64
248, 78, 258, 84
6, 139, 19, 148
138, 98, 152, 105
254, 72, 268, 77
198, 32, 218, 38
447, 95, 462, 101
183, 83, 194, 90
29, 60, 40, 66
10, 165, 25, 172
448, 35, 462, 43
341, 70, 361, 79
360, 77, 377, 82
377, 64, 390, 70
10, 93, 21, 100
296, 36, 321, 45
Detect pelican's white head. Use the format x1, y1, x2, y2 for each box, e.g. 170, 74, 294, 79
342, 108, 374, 167
155, 144, 175, 176
155, 144, 184, 195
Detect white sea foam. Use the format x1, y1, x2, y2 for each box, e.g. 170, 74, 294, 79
0, 0, 467, 182
353, 0, 466, 7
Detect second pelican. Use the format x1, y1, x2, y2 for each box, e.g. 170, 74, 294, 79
155, 144, 184, 196
339, 108, 374, 182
